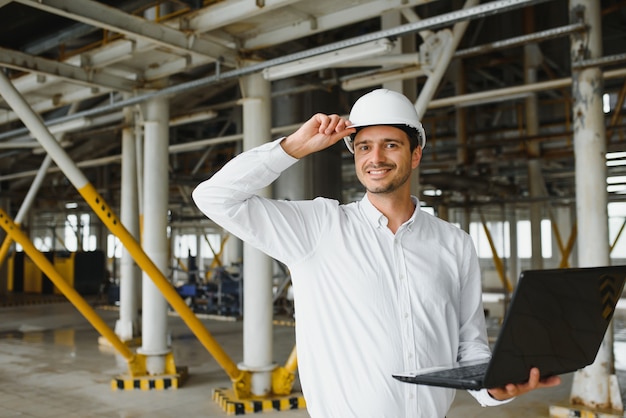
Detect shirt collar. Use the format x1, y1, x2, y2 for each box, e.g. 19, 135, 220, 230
359, 194, 420, 230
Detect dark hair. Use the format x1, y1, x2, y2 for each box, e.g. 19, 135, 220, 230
351, 124, 421, 151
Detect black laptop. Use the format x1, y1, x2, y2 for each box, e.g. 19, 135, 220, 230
392, 266, 626, 390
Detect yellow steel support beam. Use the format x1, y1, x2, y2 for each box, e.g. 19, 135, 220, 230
479, 211, 513, 293
0, 70, 249, 396
0, 208, 146, 376
545, 203, 577, 269
559, 223, 577, 269
176, 257, 189, 273
284, 344, 298, 374
272, 345, 298, 396
78, 183, 245, 389
550, 215, 566, 254
0, 231, 13, 270
206, 233, 229, 269
610, 218, 626, 254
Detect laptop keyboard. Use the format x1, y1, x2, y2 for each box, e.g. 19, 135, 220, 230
420, 362, 488, 379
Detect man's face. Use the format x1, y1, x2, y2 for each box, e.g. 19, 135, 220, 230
353, 125, 422, 195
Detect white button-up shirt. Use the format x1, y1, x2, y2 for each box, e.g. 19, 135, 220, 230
193, 138, 505, 418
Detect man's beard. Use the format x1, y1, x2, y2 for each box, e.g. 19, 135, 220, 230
361, 164, 411, 195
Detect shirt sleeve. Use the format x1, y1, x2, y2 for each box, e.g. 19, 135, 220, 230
457, 235, 515, 407
469, 388, 515, 407
191, 137, 328, 265
452, 233, 517, 407
457, 234, 491, 362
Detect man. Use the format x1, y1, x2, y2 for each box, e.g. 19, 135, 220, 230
192, 89, 560, 417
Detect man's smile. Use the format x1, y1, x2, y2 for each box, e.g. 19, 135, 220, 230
365, 165, 394, 176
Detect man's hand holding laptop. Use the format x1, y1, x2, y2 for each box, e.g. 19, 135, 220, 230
487, 367, 562, 401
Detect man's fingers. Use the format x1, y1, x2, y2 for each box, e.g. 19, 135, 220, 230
539, 375, 561, 388
528, 367, 540, 387
487, 368, 562, 401
314, 114, 353, 135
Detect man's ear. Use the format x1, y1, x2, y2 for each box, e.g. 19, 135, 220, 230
411, 147, 422, 169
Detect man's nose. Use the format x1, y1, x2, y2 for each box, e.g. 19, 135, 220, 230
370, 145, 385, 163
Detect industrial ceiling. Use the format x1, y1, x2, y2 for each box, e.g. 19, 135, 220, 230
0, 0, 625, 225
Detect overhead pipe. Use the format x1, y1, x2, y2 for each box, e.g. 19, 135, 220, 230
455, 22, 587, 58
429, 67, 626, 108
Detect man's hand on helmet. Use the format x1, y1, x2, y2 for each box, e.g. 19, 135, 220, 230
281, 113, 355, 159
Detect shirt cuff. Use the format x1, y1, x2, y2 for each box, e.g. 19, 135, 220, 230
267, 137, 299, 172
271, 136, 299, 163
468, 388, 515, 407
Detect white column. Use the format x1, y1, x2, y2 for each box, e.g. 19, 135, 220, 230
138, 96, 171, 375
239, 70, 275, 396
115, 104, 141, 341
222, 229, 243, 266
568, 0, 621, 412
525, 42, 544, 270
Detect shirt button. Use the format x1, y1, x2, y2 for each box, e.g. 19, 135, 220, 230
399, 274, 405, 280
404, 313, 409, 318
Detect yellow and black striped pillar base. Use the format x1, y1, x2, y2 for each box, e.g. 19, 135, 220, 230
213, 387, 306, 415
111, 366, 189, 391
549, 405, 623, 418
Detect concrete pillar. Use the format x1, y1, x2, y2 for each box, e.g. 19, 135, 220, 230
524, 15, 544, 270
138, 96, 171, 375
239, 69, 275, 396
568, 0, 622, 412
195, 233, 202, 278
115, 103, 141, 341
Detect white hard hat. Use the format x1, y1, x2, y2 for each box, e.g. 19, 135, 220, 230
343, 89, 426, 153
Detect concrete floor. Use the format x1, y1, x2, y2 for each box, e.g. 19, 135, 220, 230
0, 298, 624, 418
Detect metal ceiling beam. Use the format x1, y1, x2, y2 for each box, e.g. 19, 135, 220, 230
0, 84, 112, 126
0, 47, 136, 92
428, 66, 626, 109
20, 0, 158, 55
341, 22, 588, 91
241, 0, 434, 50
182, 0, 302, 33
13, 0, 237, 65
